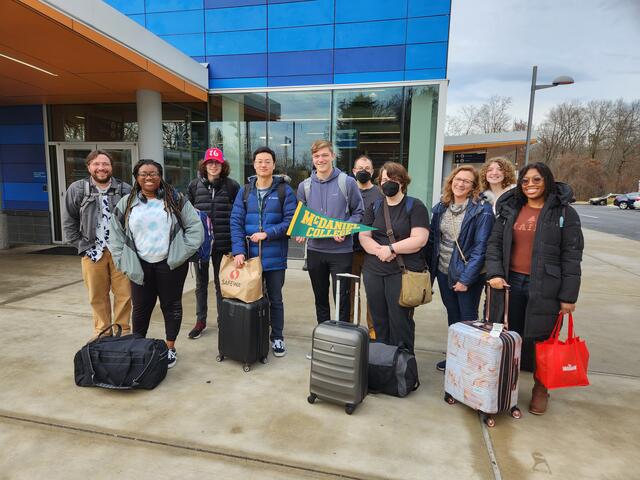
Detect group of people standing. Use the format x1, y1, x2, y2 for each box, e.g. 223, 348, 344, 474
63, 142, 583, 416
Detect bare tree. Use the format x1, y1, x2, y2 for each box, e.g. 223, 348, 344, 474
475, 95, 513, 133
512, 119, 527, 131
584, 100, 613, 159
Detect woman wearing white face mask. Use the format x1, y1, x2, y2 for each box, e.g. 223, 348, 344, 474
359, 162, 429, 353
479, 157, 517, 214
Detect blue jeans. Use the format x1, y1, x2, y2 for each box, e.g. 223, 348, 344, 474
436, 270, 485, 326
264, 269, 286, 341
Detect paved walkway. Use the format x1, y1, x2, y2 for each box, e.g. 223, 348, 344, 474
0, 228, 638, 479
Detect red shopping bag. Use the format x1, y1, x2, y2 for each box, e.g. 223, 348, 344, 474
535, 313, 589, 389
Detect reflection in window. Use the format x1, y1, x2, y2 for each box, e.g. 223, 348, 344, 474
267, 91, 331, 189
49, 104, 138, 142
210, 93, 267, 183
333, 88, 403, 173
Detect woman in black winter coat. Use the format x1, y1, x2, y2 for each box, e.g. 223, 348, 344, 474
186, 148, 240, 339
485, 162, 584, 416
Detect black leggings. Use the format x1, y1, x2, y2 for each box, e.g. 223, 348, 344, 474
131, 259, 189, 342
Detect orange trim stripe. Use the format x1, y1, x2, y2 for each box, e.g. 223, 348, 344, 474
444, 140, 537, 152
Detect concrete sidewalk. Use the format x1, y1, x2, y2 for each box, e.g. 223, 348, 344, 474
0, 228, 638, 479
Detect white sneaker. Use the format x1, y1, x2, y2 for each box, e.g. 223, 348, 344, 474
272, 339, 286, 357
167, 348, 177, 369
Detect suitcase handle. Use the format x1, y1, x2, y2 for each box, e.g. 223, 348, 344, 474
485, 282, 510, 330
336, 273, 361, 326
95, 323, 123, 338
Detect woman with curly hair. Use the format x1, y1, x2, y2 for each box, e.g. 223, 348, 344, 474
479, 156, 517, 212
109, 159, 204, 369
425, 165, 495, 371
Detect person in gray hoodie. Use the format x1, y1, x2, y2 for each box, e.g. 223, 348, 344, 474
296, 140, 364, 327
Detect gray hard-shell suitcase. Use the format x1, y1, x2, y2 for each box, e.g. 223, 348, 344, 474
308, 273, 369, 414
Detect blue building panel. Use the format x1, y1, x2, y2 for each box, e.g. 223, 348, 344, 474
407, 16, 449, 44
0, 125, 45, 145
335, 20, 405, 49
104, 0, 145, 15
206, 30, 267, 55
127, 14, 147, 26
209, 76, 268, 88
334, 70, 405, 84
268, 74, 333, 87
408, 0, 451, 17
335, 45, 405, 74
404, 68, 447, 81
1, 163, 47, 183
205, 0, 265, 8
207, 53, 268, 78
160, 34, 205, 57
0, 145, 46, 169
205, 5, 267, 32
405, 42, 448, 70
335, 0, 407, 23
268, 0, 334, 28
268, 25, 333, 52
145, 0, 203, 13
268, 50, 333, 76
146, 10, 204, 35
0, 106, 42, 125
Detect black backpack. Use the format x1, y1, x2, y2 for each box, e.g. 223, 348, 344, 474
368, 342, 420, 397
74, 325, 168, 390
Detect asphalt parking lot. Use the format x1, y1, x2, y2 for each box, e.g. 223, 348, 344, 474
573, 204, 640, 241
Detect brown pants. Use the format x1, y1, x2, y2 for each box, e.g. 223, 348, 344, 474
81, 249, 131, 336
350, 250, 376, 339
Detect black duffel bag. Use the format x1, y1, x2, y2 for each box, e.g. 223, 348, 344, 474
74, 325, 168, 390
368, 342, 419, 397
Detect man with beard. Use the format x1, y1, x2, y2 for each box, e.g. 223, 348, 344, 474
63, 150, 132, 337
351, 155, 382, 338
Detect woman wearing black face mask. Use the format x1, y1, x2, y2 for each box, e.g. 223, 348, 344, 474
359, 162, 429, 353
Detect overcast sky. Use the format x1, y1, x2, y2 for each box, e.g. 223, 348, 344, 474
446, 0, 640, 125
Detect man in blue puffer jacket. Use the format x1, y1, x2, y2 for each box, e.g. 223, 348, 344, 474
230, 146, 297, 357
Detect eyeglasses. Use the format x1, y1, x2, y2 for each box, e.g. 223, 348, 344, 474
137, 172, 160, 178
453, 178, 474, 186
521, 176, 543, 185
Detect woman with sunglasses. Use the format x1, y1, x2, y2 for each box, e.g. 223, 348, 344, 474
485, 162, 584, 415
425, 165, 494, 372
109, 160, 204, 369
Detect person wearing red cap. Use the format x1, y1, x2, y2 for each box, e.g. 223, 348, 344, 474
186, 147, 240, 339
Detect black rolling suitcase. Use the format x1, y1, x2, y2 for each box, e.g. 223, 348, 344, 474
308, 273, 369, 414
217, 296, 270, 372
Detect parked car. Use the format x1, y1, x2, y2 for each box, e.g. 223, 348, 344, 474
614, 192, 640, 209
589, 193, 621, 205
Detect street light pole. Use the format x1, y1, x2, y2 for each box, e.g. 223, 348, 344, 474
523, 65, 575, 165
524, 66, 538, 166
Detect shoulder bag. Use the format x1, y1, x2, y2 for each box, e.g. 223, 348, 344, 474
382, 198, 432, 307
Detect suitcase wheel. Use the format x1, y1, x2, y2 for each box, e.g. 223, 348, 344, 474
216, 355, 224, 362
510, 406, 522, 419
243, 364, 251, 372
260, 356, 268, 364
307, 394, 317, 404
444, 392, 456, 405
345, 404, 356, 415
483, 414, 496, 428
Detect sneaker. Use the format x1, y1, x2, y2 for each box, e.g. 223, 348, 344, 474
436, 360, 446, 372
305, 352, 312, 360
272, 339, 286, 357
188, 321, 207, 339
167, 348, 177, 369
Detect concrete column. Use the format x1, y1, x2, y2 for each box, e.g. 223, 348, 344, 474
0, 213, 8, 249
407, 87, 437, 208
136, 89, 164, 167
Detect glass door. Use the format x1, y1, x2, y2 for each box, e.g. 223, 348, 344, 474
52, 143, 137, 243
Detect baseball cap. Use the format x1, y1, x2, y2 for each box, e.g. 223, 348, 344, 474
204, 147, 224, 164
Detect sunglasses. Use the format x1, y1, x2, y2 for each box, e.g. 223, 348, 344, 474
521, 176, 543, 185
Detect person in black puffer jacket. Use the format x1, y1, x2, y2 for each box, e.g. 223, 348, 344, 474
486, 162, 584, 416
186, 148, 240, 339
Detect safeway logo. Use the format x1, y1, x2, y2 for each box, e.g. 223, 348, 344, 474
229, 269, 240, 280
562, 364, 577, 372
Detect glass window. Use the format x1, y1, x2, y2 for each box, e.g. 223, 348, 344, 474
209, 93, 267, 184
332, 87, 403, 174
404, 85, 440, 209
49, 104, 138, 142
266, 91, 331, 189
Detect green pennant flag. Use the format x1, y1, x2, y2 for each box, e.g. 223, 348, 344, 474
286, 201, 377, 238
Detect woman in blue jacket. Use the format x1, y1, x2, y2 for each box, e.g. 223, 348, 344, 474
425, 165, 495, 371
230, 146, 297, 357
